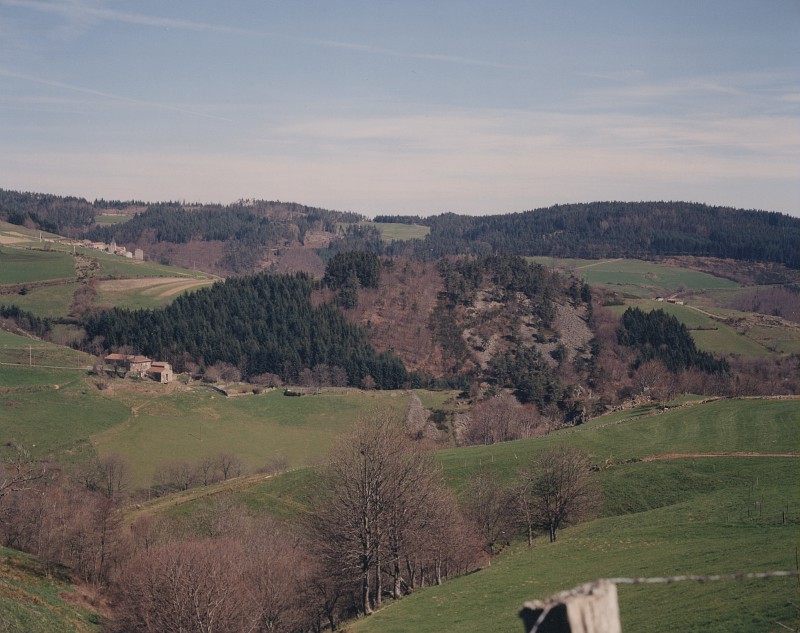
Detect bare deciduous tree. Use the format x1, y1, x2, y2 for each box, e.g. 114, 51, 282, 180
310, 410, 473, 616
464, 470, 513, 556
521, 446, 601, 543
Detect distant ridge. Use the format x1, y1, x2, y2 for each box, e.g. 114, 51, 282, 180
381, 201, 800, 268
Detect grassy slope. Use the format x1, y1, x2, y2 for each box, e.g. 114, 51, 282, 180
531, 258, 740, 297
0, 246, 76, 284
0, 546, 102, 632
353, 459, 799, 633
363, 221, 431, 242
347, 399, 800, 633
92, 388, 412, 487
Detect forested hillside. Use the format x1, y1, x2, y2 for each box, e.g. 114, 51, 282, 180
84, 273, 407, 389
4, 190, 798, 275
380, 202, 800, 268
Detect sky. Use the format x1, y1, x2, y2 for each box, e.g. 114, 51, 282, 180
0, 1, 798, 217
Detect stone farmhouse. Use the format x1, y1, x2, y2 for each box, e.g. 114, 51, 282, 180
103, 354, 173, 384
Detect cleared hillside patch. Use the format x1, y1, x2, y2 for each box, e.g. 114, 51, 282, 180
94, 277, 214, 310
0, 247, 76, 284
544, 258, 740, 297
0, 281, 80, 318
363, 221, 431, 242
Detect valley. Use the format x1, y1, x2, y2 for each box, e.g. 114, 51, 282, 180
0, 195, 798, 632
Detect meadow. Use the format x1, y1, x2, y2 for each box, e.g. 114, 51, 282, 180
351, 457, 799, 633
0, 246, 76, 284
0, 358, 423, 486
531, 257, 740, 298
151, 396, 799, 632
363, 221, 431, 243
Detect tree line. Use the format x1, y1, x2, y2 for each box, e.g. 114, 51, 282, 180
379, 202, 800, 269
617, 307, 729, 374
83, 272, 408, 389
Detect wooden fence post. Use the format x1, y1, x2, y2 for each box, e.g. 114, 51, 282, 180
519, 579, 621, 633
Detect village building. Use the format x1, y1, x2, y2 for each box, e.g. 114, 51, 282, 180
147, 362, 174, 384
134, 248, 144, 260
103, 354, 174, 383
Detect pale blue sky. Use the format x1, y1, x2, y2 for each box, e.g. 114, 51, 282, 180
1, 1, 798, 216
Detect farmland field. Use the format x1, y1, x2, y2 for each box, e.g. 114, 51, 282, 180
94, 276, 214, 310
91, 387, 413, 486
606, 300, 773, 357
0, 281, 80, 318
0, 246, 76, 284
352, 458, 799, 633
167, 397, 800, 633
347, 398, 800, 633
531, 257, 740, 297
364, 221, 431, 242
94, 213, 132, 225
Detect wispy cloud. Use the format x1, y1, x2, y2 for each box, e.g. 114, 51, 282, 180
0, 67, 233, 120
0, 0, 517, 69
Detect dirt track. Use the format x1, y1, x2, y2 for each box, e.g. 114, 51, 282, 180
642, 452, 799, 461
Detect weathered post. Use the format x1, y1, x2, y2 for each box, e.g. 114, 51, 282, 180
520, 580, 621, 633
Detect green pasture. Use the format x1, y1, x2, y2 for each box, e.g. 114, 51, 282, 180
353, 457, 799, 633
531, 258, 740, 298
223, 397, 800, 522
213, 397, 800, 632
0, 330, 94, 370
0, 282, 80, 318
94, 277, 214, 311
0, 246, 76, 284
92, 388, 413, 487
0, 221, 62, 242
745, 324, 800, 354
94, 213, 132, 225
0, 546, 101, 632
0, 379, 129, 461
578, 259, 738, 295
363, 221, 431, 242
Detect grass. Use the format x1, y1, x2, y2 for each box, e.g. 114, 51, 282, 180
0, 329, 94, 368
0, 379, 130, 461
216, 397, 799, 633
0, 246, 76, 284
0, 546, 101, 632
606, 300, 775, 358
93, 277, 214, 310
352, 458, 799, 633
204, 397, 800, 520
94, 213, 132, 225
576, 259, 739, 295
0, 282, 80, 318
362, 221, 431, 242
91, 387, 413, 487
79, 247, 211, 280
